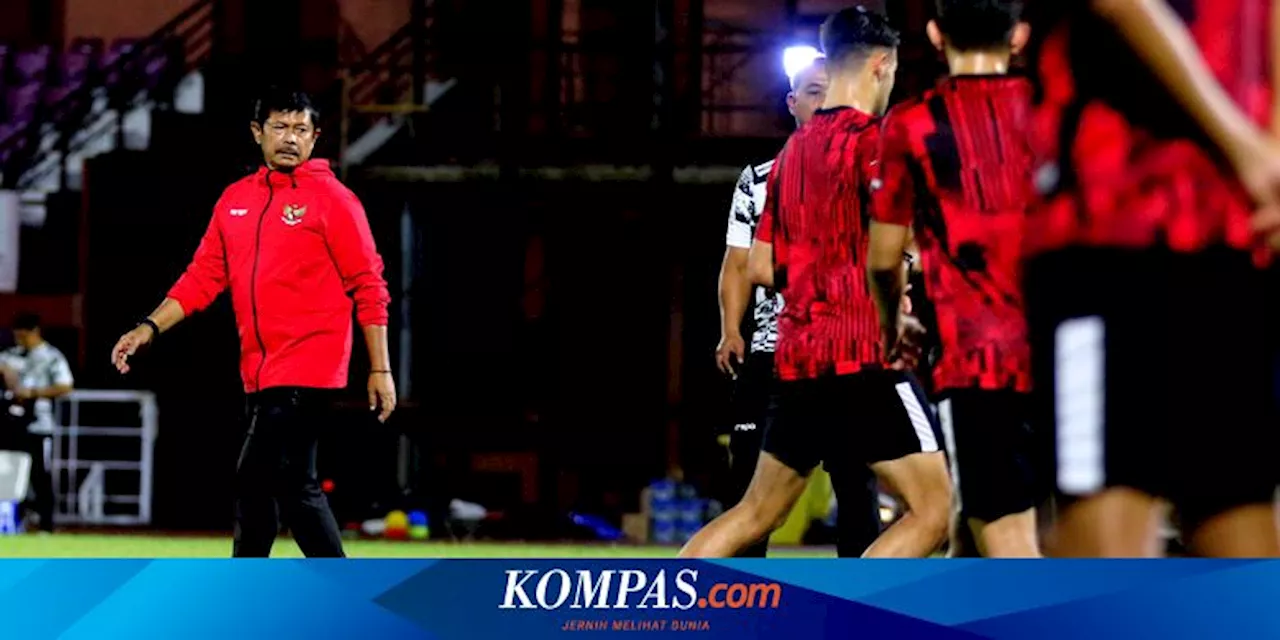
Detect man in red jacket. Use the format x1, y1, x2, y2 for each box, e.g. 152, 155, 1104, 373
110, 89, 394, 558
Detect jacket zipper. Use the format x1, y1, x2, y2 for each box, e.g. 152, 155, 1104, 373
250, 172, 275, 392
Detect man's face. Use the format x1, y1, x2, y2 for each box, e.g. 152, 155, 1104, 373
13, 328, 37, 350
251, 110, 318, 171
786, 63, 830, 126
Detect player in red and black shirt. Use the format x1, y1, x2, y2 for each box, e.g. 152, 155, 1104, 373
680, 7, 953, 559
1024, 0, 1280, 557
868, 0, 1040, 558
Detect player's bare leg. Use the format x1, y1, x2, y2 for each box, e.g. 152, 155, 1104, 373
1185, 504, 1280, 558
679, 452, 808, 558
1049, 488, 1163, 557
967, 509, 1041, 558
862, 451, 951, 558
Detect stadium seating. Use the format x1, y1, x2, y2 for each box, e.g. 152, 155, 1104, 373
0, 37, 187, 189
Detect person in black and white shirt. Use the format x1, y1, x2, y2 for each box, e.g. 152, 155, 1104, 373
714, 56, 882, 557
0, 313, 73, 533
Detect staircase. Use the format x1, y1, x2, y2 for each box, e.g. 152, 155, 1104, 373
334, 2, 456, 174
0, 0, 215, 195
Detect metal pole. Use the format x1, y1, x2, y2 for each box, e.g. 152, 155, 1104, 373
395, 202, 414, 491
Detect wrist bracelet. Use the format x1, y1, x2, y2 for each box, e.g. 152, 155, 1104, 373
370, 369, 392, 374
139, 318, 160, 336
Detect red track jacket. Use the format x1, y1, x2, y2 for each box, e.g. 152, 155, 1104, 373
168, 159, 391, 393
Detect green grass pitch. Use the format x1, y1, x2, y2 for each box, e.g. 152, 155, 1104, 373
0, 533, 837, 558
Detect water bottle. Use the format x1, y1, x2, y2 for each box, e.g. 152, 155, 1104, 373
677, 498, 705, 543
649, 479, 677, 544
0, 500, 19, 535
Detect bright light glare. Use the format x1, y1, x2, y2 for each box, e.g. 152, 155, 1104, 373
782, 45, 822, 81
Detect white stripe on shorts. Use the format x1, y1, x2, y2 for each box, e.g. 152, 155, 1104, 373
895, 381, 939, 453
1054, 316, 1106, 495
938, 399, 961, 513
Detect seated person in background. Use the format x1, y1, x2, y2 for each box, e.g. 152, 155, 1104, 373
0, 313, 74, 533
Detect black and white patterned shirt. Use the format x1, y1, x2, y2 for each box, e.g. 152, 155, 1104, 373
726, 160, 782, 354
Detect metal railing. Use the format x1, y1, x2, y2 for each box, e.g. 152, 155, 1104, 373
51, 389, 158, 526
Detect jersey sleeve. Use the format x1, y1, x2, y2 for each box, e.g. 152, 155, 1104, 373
167, 195, 229, 315
725, 166, 758, 248
870, 111, 919, 227
323, 186, 391, 327
756, 164, 780, 244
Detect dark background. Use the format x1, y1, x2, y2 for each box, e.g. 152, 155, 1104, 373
0, 0, 950, 534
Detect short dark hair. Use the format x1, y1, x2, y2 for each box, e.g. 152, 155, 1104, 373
13, 313, 40, 331
820, 6, 900, 66
253, 88, 320, 127
934, 0, 1022, 51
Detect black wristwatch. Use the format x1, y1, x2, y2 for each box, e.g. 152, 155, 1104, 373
139, 318, 160, 337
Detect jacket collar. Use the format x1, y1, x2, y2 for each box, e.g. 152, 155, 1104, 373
256, 159, 333, 188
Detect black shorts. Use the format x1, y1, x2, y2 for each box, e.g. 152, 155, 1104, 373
1025, 246, 1280, 527
727, 351, 773, 469
937, 389, 1036, 523
730, 352, 882, 557
762, 370, 944, 476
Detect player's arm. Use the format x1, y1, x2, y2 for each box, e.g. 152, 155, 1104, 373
324, 189, 396, 421
112, 207, 228, 373
867, 112, 918, 349
716, 168, 757, 375
746, 240, 774, 288
718, 247, 751, 333
868, 222, 911, 343
1092, 0, 1279, 197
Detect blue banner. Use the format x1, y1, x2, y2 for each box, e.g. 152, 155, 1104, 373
1, 559, 1277, 638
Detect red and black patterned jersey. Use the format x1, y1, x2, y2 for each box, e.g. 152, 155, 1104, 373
1192, 0, 1272, 128
872, 76, 1034, 394
1024, 0, 1264, 257
757, 107, 883, 381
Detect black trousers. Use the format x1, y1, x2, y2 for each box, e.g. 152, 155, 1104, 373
233, 387, 345, 558
25, 432, 54, 532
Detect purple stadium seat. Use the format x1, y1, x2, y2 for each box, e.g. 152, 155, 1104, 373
5, 82, 41, 123
42, 85, 74, 108
104, 39, 139, 84
13, 46, 51, 82
141, 56, 169, 90
108, 38, 138, 57
59, 50, 92, 88
69, 38, 103, 57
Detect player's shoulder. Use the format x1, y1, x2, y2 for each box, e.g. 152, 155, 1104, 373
738, 159, 773, 186
44, 343, 69, 362
750, 159, 775, 181
32, 342, 67, 363
884, 92, 933, 126
317, 174, 367, 217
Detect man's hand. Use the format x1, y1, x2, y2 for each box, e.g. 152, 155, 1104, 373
715, 333, 746, 377
887, 315, 927, 371
111, 325, 155, 374
1234, 139, 1280, 249
369, 371, 397, 423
